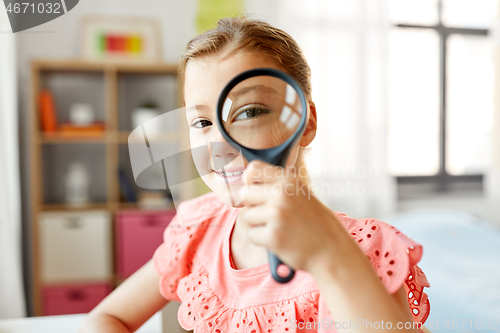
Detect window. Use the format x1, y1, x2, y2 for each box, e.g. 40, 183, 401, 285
388, 0, 495, 193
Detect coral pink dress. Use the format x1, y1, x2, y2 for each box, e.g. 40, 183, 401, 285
153, 192, 430, 332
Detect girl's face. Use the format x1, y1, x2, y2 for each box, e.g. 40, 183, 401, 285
183, 50, 304, 208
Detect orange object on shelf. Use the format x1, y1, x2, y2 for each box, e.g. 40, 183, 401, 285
39, 90, 58, 132
59, 122, 106, 137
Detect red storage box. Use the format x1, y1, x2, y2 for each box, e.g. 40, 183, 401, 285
116, 210, 176, 279
42, 283, 112, 315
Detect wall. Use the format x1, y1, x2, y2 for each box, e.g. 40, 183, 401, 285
16, 0, 197, 316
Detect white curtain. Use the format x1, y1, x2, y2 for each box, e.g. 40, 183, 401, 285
0, 9, 26, 319
487, 12, 500, 223
247, 0, 397, 220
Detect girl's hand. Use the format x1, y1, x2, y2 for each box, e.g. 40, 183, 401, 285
238, 160, 356, 275
239, 160, 419, 333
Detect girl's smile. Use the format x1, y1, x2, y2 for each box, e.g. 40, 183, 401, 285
213, 166, 246, 184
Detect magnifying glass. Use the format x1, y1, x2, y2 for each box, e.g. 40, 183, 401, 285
216, 68, 308, 283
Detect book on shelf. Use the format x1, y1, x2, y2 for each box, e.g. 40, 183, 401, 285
39, 90, 58, 132
42, 122, 106, 139
119, 168, 137, 203
59, 122, 106, 137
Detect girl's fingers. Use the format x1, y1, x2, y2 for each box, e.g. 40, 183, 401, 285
243, 160, 293, 185
244, 213, 288, 251
240, 204, 276, 226
239, 182, 283, 206
240, 205, 283, 249
241, 205, 272, 247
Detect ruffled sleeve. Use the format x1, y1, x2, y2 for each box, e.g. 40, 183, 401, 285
348, 217, 431, 324
152, 192, 235, 303
152, 212, 211, 302
317, 216, 430, 332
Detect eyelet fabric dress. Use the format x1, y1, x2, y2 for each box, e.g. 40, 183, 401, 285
153, 192, 430, 332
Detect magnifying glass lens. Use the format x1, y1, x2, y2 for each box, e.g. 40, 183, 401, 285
221, 75, 303, 150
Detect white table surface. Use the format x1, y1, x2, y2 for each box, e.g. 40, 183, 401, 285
0, 311, 161, 333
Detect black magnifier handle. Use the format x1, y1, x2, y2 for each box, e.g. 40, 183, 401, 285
267, 154, 295, 284
268, 249, 295, 283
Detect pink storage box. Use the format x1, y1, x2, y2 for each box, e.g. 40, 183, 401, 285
42, 283, 112, 315
116, 210, 176, 279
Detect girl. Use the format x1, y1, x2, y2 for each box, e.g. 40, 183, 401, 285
80, 16, 430, 333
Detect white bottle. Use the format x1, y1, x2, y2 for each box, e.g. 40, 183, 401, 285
69, 103, 95, 126
65, 163, 90, 206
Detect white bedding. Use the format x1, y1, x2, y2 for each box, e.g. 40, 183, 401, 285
388, 209, 500, 332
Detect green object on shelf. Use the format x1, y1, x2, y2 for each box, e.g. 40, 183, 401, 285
196, 0, 245, 33
98, 33, 106, 53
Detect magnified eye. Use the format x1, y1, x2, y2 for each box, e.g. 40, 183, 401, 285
233, 105, 270, 122
191, 119, 212, 129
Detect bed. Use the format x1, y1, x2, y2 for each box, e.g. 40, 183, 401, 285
388, 209, 500, 333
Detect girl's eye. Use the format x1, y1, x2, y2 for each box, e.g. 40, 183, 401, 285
191, 119, 212, 129
233, 106, 270, 121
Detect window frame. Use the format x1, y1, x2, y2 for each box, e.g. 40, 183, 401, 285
394, 0, 488, 194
